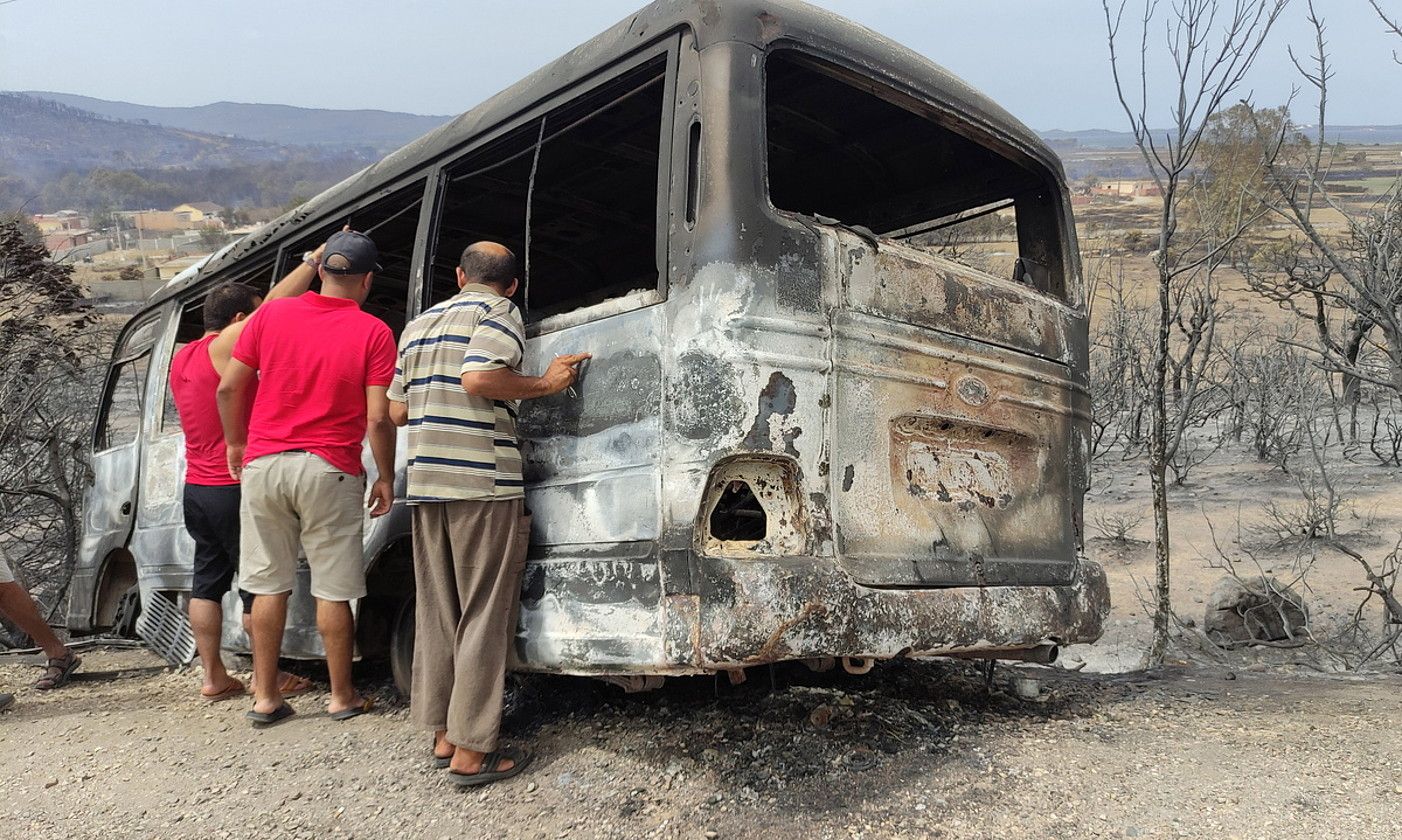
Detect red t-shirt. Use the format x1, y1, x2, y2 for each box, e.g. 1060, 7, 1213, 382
231, 292, 396, 476
171, 333, 255, 486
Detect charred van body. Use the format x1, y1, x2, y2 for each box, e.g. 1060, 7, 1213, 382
70, 0, 1108, 688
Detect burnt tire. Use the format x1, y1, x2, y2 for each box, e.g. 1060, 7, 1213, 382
390, 594, 415, 698
111, 584, 142, 639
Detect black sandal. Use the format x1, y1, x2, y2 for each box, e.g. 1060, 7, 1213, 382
245, 703, 296, 728
446, 746, 532, 788
34, 651, 80, 690
432, 737, 453, 768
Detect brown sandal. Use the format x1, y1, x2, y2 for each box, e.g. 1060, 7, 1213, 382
35, 650, 81, 690
201, 678, 246, 702
249, 672, 314, 697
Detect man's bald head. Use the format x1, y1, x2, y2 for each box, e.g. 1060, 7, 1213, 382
458, 242, 517, 292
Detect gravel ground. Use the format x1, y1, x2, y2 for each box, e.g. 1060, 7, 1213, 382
2, 647, 1400, 839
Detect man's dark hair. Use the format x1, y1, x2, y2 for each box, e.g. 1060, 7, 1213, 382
203, 282, 262, 332
459, 243, 517, 289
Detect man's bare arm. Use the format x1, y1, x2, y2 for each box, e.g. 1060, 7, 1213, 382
460, 353, 591, 400
389, 399, 409, 428
365, 386, 396, 516
216, 359, 257, 480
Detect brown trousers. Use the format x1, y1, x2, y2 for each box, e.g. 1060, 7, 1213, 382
410, 498, 530, 751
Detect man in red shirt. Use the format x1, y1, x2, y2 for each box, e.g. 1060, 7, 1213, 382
217, 230, 397, 727
169, 243, 328, 702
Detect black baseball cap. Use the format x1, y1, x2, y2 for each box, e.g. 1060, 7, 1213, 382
321, 230, 381, 275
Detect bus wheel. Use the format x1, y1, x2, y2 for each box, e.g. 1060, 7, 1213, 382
390, 595, 415, 698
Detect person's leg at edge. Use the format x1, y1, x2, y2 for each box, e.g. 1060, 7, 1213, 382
235, 585, 305, 694
0, 582, 68, 660
293, 453, 371, 716
241, 455, 305, 713
250, 591, 290, 715
315, 597, 365, 715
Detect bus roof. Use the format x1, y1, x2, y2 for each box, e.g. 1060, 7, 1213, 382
155, 0, 1059, 305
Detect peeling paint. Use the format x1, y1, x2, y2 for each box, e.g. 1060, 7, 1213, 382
742, 371, 802, 457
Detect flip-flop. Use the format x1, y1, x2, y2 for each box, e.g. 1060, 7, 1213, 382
431, 736, 453, 768
329, 697, 374, 721
247, 672, 314, 698
279, 673, 314, 697
245, 703, 296, 728
446, 747, 533, 788
201, 678, 246, 703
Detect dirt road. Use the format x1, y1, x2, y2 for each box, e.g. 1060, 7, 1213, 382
2, 648, 1398, 839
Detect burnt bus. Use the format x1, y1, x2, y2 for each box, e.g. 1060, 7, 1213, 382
69, 0, 1108, 690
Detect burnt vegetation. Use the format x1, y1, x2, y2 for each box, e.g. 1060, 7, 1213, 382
0, 220, 111, 642
1093, 0, 1402, 670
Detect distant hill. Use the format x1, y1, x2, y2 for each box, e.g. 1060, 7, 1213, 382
0, 93, 300, 178
1040, 125, 1402, 149
21, 91, 452, 153
0, 93, 372, 213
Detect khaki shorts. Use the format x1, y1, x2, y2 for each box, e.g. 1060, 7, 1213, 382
0, 548, 14, 584
239, 451, 367, 602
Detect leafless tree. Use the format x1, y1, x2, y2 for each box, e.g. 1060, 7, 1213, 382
1218, 323, 1320, 468
1369, 0, 1402, 65
1243, 3, 1402, 432
1102, 0, 1288, 665
1089, 264, 1153, 459
1089, 261, 1230, 483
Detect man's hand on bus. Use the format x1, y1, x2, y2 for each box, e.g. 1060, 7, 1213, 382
367, 478, 393, 517
542, 353, 591, 396
226, 443, 246, 481
459, 352, 592, 401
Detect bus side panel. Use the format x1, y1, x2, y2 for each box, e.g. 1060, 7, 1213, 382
513, 306, 667, 671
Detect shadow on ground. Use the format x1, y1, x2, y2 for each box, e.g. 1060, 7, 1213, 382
483, 659, 1157, 815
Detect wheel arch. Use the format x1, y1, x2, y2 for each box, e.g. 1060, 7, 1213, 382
93, 548, 138, 631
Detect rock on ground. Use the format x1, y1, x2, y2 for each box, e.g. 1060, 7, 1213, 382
1205, 575, 1309, 644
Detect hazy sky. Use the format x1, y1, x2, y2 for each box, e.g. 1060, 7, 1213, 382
1, 0, 1399, 130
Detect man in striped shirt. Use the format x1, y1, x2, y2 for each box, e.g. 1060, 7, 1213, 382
388, 241, 587, 787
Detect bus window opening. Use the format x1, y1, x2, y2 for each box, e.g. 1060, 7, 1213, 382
430, 56, 666, 322
765, 51, 1065, 298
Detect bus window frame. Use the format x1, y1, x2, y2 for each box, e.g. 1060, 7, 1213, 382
269, 177, 433, 340
93, 310, 164, 454
757, 44, 1080, 307
273, 178, 434, 285
417, 33, 683, 335
154, 291, 213, 438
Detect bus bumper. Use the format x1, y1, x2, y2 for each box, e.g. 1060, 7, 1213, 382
514, 552, 1109, 676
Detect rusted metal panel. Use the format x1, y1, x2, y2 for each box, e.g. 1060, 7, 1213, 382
826, 224, 1089, 589
516, 548, 667, 671
694, 556, 1109, 668
844, 242, 1074, 363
